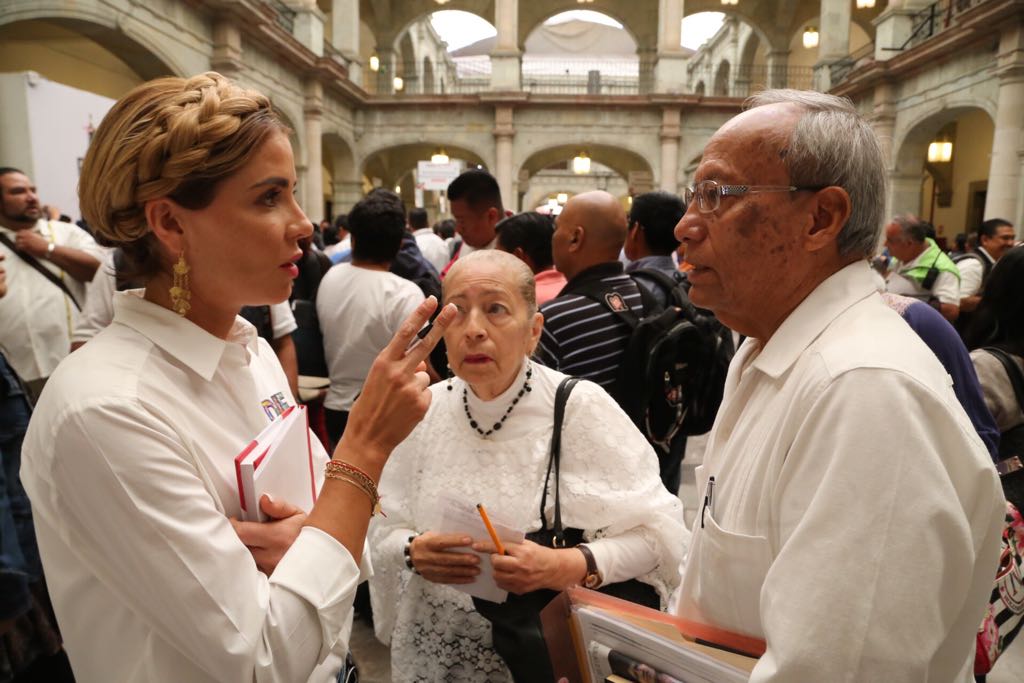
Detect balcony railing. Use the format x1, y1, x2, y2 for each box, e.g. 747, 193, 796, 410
520, 57, 642, 95
905, 0, 987, 49
362, 58, 490, 95
828, 42, 875, 84
261, 0, 296, 34
688, 65, 815, 97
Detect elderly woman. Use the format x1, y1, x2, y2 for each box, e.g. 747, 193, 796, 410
19, 73, 452, 683
369, 250, 686, 682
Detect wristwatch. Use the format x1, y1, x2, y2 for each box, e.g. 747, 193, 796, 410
578, 544, 603, 589
46, 242, 56, 258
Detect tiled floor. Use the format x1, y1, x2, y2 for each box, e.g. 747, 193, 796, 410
349, 434, 1024, 681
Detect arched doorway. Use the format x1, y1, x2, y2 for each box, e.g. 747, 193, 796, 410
892, 106, 995, 239
517, 143, 653, 214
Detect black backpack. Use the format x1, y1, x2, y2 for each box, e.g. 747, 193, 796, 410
576, 268, 734, 458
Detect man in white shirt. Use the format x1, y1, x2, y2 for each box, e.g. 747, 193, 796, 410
0, 168, 101, 399
408, 207, 448, 274
317, 192, 424, 448
672, 90, 1004, 681
957, 217, 1016, 312
883, 215, 961, 322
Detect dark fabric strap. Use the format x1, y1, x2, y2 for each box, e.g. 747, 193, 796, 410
0, 232, 81, 310
984, 347, 1024, 408
537, 376, 580, 546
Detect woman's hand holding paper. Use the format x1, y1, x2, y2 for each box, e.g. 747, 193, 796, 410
410, 531, 481, 585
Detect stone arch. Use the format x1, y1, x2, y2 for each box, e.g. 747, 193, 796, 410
890, 103, 995, 228
360, 142, 489, 190
714, 60, 731, 96
516, 143, 654, 209
0, 4, 193, 84
382, 2, 493, 55
695, 80, 706, 96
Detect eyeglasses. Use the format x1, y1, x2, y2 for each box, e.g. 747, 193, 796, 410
683, 179, 826, 214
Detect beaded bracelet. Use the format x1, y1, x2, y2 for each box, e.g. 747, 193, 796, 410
403, 534, 420, 574
324, 460, 384, 517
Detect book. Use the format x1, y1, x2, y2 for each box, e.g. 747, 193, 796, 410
540, 587, 763, 683
234, 405, 317, 522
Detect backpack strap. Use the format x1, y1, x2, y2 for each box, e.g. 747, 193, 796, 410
0, 232, 82, 310
630, 267, 699, 314
571, 278, 643, 328
537, 376, 581, 547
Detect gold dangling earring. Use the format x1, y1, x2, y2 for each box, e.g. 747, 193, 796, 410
170, 252, 191, 317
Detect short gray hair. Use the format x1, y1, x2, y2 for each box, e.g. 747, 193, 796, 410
745, 89, 886, 259
443, 249, 537, 316
890, 214, 926, 243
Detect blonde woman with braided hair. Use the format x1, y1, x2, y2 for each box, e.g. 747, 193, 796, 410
20, 72, 455, 682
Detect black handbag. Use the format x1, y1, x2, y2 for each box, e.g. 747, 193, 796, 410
472, 377, 660, 683
983, 347, 1024, 510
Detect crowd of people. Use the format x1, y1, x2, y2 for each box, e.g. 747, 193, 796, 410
0, 71, 1021, 683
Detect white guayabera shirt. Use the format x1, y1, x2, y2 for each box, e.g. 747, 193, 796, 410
22, 292, 367, 683
674, 261, 1004, 682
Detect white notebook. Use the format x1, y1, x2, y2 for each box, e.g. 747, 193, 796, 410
234, 405, 317, 522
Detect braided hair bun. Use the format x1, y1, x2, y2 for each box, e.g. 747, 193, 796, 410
79, 72, 287, 279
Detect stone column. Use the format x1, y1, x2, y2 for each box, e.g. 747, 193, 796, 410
494, 105, 516, 210
985, 21, 1024, 226
765, 50, 789, 89
814, 0, 851, 91
870, 81, 897, 166
374, 46, 397, 94
660, 108, 681, 193
285, 0, 325, 57
303, 79, 324, 220
332, 180, 363, 214
211, 19, 242, 79
491, 0, 521, 90
888, 173, 921, 223
654, 0, 688, 93
330, 0, 362, 85
872, 4, 920, 62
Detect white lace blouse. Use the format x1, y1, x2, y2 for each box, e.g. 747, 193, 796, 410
368, 360, 687, 682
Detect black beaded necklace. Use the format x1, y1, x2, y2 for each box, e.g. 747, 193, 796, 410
461, 364, 533, 437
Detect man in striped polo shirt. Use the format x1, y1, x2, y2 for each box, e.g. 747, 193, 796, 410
533, 190, 642, 397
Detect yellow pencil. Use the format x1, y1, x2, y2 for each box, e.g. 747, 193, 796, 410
476, 503, 506, 555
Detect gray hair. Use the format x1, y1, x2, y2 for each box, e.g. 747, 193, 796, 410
443, 249, 538, 316
745, 89, 886, 259
890, 213, 927, 243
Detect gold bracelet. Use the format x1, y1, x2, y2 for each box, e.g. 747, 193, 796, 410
324, 461, 384, 516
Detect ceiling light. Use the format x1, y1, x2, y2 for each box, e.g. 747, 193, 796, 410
394, 184, 401, 193
556, 192, 568, 204
572, 153, 591, 175
431, 149, 449, 164
721, 0, 738, 5
802, 26, 819, 49
856, 0, 875, 7
369, 54, 380, 72
393, 76, 404, 91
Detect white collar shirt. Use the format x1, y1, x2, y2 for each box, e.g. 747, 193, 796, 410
673, 261, 1004, 682
412, 228, 449, 274
0, 219, 101, 380
957, 247, 996, 298
21, 291, 365, 683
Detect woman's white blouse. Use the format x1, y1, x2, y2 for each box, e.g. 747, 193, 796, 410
368, 361, 687, 681
21, 292, 364, 683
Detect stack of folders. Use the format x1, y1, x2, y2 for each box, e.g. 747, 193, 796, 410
234, 405, 317, 522
540, 587, 764, 683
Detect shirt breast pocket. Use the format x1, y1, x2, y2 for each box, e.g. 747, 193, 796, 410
693, 489, 773, 636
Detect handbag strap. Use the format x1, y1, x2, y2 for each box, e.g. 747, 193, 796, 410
0, 231, 82, 310
984, 347, 1024, 409
538, 376, 580, 547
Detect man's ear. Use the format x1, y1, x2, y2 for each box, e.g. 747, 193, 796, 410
568, 225, 585, 252
144, 198, 186, 256
806, 186, 851, 253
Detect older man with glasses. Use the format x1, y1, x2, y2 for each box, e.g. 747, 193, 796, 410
671, 90, 1003, 681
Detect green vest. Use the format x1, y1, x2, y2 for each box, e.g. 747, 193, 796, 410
900, 238, 961, 285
